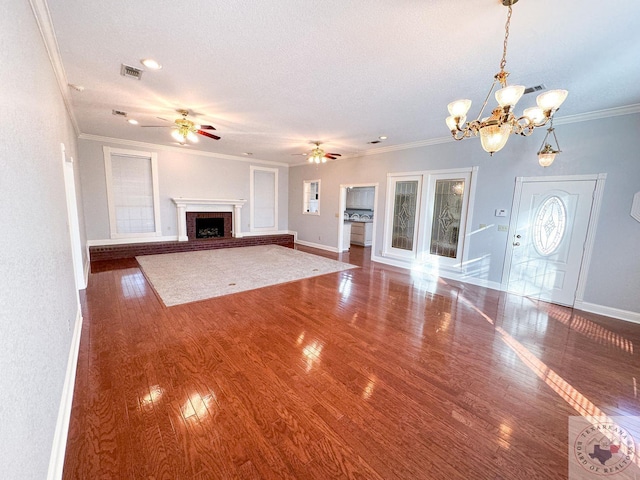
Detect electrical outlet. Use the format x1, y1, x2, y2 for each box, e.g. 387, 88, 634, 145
498, 225, 509, 232
479, 223, 487, 229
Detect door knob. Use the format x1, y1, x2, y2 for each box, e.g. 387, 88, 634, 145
515, 234, 521, 239
513, 242, 520, 246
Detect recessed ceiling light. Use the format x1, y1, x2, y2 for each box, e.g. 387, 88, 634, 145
243, 152, 253, 156
68, 83, 85, 92
379, 136, 388, 140
140, 58, 162, 70
127, 119, 139, 125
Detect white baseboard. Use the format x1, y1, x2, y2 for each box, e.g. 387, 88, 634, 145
47, 306, 83, 480
574, 301, 640, 325
371, 253, 502, 291
295, 239, 340, 253
86, 235, 179, 247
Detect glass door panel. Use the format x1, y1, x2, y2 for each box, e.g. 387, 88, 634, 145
384, 175, 422, 260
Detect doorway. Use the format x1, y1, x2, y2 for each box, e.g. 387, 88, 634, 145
338, 183, 378, 253
502, 175, 605, 306
62, 146, 86, 291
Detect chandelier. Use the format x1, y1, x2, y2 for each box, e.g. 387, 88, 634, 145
445, 0, 568, 156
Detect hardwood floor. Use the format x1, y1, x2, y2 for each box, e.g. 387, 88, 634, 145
63, 245, 640, 479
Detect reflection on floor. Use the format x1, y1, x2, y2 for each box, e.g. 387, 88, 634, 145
63, 244, 640, 479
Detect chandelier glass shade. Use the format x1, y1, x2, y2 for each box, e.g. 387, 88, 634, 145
445, 0, 568, 156
537, 117, 561, 167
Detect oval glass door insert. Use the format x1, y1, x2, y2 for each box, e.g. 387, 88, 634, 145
533, 195, 567, 256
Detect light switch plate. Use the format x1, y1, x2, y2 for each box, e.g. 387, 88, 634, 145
495, 209, 507, 217
497, 225, 509, 232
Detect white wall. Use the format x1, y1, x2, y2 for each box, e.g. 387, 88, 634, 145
0, 1, 84, 478
289, 113, 640, 315
78, 139, 289, 241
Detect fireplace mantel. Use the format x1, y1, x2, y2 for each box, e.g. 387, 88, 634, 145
172, 198, 246, 241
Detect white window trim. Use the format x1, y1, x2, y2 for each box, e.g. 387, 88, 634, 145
303, 179, 321, 215
249, 165, 279, 232
103, 146, 162, 239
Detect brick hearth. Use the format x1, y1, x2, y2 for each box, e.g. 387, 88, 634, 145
89, 234, 295, 266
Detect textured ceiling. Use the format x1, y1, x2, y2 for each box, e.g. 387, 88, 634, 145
46, 0, 640, 164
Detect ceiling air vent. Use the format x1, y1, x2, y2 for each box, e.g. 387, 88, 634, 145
524, 84, 546, 95
112, 109, 127, 117
120, 64, 143, 80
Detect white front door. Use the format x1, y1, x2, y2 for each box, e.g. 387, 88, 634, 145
506, 179, 596, 306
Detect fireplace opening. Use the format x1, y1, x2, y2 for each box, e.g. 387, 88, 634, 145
195, 218, 225, 239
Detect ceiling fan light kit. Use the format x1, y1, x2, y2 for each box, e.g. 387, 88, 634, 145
142, 109, 220, 145
307, 142, 342, 164
445, 0, 567, 161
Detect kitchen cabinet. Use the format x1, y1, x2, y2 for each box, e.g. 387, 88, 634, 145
350, 221, 372, 246
346, 187, 375, 209
342, 222, 351, 251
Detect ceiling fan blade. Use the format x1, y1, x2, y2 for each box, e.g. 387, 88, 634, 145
198, 125, 216, 130
197, 130, 221, 140
140, 125, 173, 128
325, 153, 341, 157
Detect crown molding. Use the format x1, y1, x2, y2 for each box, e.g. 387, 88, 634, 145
29, 0, 80, 136
291, 136, 456, 167
554, 103, 640, 126
78, 134, 290, 167
292, 104, 640, 168
348, 136, 456, 158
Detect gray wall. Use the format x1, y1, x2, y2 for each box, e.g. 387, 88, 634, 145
79, 140, 289, 240
289, 113, 640, 314
0, 1, 84, 478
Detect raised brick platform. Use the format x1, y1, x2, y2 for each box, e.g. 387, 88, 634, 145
89, 234, 295, 263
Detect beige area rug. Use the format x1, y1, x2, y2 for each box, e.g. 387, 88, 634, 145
136, 245, 357, 306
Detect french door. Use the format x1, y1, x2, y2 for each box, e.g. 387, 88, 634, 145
383, 175, 422, 260
383, 168, 475, 268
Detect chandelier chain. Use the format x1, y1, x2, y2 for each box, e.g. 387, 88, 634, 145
500, 5, 513, 71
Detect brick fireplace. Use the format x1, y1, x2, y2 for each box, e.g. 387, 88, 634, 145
172, 198, 247, 242
187, 212, 232, 240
